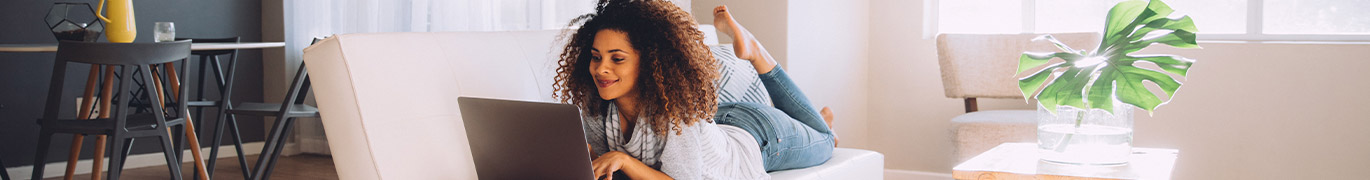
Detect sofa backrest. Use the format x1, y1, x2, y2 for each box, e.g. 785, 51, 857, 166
303, 30, 564, 179
302, 25, 719, 179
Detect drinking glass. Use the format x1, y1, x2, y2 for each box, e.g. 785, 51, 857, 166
154, 22, 174, 42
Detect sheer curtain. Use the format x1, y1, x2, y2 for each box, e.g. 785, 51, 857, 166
280, 0, 595, 155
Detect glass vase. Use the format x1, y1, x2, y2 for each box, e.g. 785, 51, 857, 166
1037, 100, 1135, 165
45, 3, 104, 42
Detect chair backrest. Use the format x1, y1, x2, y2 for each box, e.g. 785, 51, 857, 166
935, 33, 1097, 112
44, 40, 191, 124
55, 40, 192, 65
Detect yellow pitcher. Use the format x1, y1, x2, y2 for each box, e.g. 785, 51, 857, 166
96, 0, 135, 43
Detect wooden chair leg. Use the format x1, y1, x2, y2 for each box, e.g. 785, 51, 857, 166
95, 65, 116, 180
89, 65, 119, 180
180, 115, 209, 180
63, 135, 83, 180
160, 63, 211, 180
91, 136, 107, 180
64, 66, 102, 180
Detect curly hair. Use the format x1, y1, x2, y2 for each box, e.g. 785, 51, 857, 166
553, 0, 719, 136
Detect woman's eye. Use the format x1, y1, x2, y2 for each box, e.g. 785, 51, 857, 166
612, 57, 625, 62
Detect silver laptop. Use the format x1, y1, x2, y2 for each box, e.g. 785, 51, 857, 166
458, 97, 594, 180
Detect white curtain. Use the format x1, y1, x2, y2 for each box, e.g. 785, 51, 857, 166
280, 0, 595, 155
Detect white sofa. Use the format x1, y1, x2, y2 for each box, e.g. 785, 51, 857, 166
302, 29, 883, 179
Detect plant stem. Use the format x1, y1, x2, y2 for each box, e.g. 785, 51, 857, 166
1051, 111, 1087, 153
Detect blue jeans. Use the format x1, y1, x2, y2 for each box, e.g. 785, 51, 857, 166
714, 67, 834, 172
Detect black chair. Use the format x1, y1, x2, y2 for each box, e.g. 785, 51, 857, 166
33, 40, 192, 180
175, 37, 252, 180
228, 38, 322, 180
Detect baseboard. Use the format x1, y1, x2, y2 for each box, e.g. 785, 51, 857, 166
5, 142, 264, 180
885, 169, 954, 180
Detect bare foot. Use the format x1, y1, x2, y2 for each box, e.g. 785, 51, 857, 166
713, 5, 777, 74
821, 107, 839, 146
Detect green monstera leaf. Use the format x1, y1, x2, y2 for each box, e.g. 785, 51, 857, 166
1017, 0, 1199, 115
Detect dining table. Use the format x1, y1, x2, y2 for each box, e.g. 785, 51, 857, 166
0, 42, 285, 52
0, 41, 284, 180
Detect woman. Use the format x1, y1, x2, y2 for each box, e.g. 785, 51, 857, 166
553, 1, 837, 179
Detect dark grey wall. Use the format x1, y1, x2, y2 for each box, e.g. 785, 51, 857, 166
1, 0, 266, 168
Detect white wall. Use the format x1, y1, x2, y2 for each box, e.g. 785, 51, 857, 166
692, 0, 788, 67
868, 0, 1370, 179
692, 0, 871, 149
787, 0, 872, 149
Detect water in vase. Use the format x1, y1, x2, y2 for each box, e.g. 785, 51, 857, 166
1036, 102, 1135, 165
1037, 124, 1132, 165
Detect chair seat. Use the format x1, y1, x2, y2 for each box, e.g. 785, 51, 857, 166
186, 100, 219, 107
225, 102, 319, 117
190, 50, 236, 56
47, 113, 186, 135
951, 110, 1037, 163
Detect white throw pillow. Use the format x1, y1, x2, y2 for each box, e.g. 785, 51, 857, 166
711, 45, 773, 106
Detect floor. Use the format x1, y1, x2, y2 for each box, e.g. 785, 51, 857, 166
43, 154, 338, 180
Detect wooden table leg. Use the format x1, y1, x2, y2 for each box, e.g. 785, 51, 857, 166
63, 66, 100, 180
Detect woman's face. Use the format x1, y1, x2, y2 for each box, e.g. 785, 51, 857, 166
590, 29, 641, 100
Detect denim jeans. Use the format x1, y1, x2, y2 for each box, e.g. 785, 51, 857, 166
714, 66, 834, 172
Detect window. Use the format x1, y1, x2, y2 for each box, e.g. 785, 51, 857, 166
929, 0, 1370, 41
1263, 0, 1370, 35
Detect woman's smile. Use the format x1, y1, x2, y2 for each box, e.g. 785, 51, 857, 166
597, 79, 619, 88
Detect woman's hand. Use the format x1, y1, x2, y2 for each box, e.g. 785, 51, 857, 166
591, 151, 673, 180
588, 144, 596, 159
591, 151, 634, 180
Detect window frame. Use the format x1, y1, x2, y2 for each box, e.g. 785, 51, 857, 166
925, 0, 1370, 41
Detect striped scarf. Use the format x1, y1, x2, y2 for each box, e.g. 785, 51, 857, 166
603, 104, 668, 169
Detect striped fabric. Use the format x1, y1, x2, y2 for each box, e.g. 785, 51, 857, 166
711, 45, 773, 106
591, 104, 769, 179
579, 46, 776, 179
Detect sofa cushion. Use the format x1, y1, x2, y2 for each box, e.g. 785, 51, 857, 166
768, 148, 885, 180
